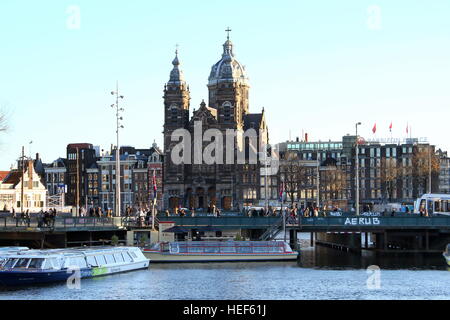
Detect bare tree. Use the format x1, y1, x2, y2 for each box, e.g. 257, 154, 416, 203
320, 165, 348, 208
280, 151, 308, 207
380, 157, 401, 202
412, 146, 440, 196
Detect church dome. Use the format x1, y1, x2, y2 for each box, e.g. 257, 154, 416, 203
208, 38, 248, 86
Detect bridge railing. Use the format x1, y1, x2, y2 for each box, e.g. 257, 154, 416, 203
0, 217, 120, 230
158, 216, 281, 228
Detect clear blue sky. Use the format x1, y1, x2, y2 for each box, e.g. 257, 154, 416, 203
1, 0, 449, 168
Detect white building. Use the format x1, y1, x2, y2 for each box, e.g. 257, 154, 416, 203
0, 160, 47, 213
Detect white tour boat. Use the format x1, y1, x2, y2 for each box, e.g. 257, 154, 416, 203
0, 246, 149, 286
143, 241, 299, 263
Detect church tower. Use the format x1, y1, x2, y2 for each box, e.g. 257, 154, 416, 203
207, 30, 249, 129
163, 49, 190, 204
163, 49, 190, 131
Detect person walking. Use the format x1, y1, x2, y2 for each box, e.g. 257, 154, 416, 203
25, 209, 30, 227
37, 209, 44, 228
51, 208, 56, 228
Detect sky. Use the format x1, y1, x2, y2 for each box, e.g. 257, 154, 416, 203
1, 0, 450, 169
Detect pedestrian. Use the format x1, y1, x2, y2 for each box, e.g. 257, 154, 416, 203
37, 209, 44, 228
51, 209, 56, 227
25, 209, 30, 227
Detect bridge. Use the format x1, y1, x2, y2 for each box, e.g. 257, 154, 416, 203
157, 215, 450, 253
1, 214, 449, 252
157, 215, 450, 231
0, 217, 126, 249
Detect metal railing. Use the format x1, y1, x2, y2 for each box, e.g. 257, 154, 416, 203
0, 217, 121, 231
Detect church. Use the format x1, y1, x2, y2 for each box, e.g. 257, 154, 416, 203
162, 32, 269, 211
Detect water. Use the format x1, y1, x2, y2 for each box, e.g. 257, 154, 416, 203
0, 244, 448, 300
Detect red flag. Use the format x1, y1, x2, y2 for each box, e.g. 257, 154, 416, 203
372, 123, 377, 134
406, 123, 409, 134
279, 182, 284, 202
389, 122, 392, 132
152, 171, 157, 198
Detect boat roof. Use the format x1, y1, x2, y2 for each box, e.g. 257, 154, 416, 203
3, 247, 138, 259
0, 247, 29, 251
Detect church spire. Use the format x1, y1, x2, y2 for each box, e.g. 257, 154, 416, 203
168, 45, 185, 85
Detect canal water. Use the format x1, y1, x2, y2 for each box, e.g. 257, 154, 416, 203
0, 238, 448, 300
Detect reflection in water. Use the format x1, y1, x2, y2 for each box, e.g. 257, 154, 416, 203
298, 246, 447, 270
0, 243, 448, 300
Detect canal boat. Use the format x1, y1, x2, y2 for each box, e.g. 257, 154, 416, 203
0, 246, 149, 286
444, 244, 450, 267
142, 241, 299, 263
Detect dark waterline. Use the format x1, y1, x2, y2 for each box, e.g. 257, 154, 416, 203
0, 244, 447, 300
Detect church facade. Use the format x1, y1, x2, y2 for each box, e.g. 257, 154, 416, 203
162, 35, 269, 211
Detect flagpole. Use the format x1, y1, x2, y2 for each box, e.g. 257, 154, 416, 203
152, 169, 156, 231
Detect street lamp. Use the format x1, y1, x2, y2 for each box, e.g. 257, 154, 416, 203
111, 82, 125, 217
355, 122, 362, 216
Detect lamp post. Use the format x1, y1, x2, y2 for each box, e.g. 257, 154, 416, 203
111, 82, 124, 217
355, 122, 362, 216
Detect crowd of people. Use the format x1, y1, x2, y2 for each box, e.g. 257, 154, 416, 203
124, 206, 155, 227
10, 208, 58, 228
163, 205, 223, 218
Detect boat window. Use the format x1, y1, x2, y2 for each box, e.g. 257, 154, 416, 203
122, 252, 133, 263
51, 258, 63, 269
15, 258, 31, 269
95, 255, 107, 266
129, 251, 137, 259
204, 245, 220, 254
3, 258, 18, 269
66, 258, 78, 268
86, 256, 98, 267
220, 244, 236, 254
105, 254, 115, 264
28, 258, 45, 269
114, 253, 124, 263
77, 257, 88, 269
43, 259, 53, 269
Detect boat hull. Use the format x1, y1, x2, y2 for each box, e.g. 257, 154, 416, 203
0, 261, 150, 286
143, 250, 299, 263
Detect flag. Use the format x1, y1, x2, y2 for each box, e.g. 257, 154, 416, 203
406, 123, 409, 134
279, 182, 284, 202
372, 123, 377, 134
389, 122, 392, 132
152, 170, 157, 199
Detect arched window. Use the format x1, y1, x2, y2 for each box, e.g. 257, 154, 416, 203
222, 101, 232, 122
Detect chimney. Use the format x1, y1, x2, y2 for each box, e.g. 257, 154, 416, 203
305, 133, 309, 142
